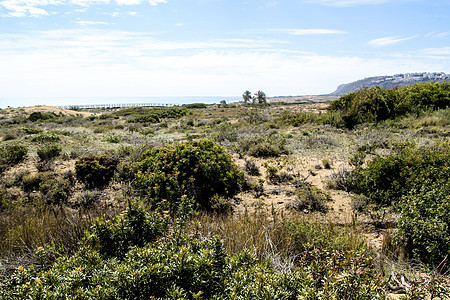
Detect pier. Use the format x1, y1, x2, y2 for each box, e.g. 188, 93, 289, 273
57, 103, 176, 110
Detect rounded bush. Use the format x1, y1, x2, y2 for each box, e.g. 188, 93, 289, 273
75, 154, 119, 189
135, 140, 245, 210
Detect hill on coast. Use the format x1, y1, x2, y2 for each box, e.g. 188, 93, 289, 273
331, 72, 450, 95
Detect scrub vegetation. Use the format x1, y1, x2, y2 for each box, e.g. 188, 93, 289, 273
0, 83, 449, 298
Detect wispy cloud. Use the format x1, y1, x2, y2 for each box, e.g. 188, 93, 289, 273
367, 36, 415, 47
0, 0, 166, 17
148, 0, 166, 6
0, 28, 443, 98
272, 29, 347, 35
308, 0, 395, 7
76, 20, 109, 25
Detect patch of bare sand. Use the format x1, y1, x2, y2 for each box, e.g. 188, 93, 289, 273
21, 105, 94, 117
233, 154, 355, 224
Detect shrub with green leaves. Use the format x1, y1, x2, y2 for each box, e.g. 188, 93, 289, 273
135, 140, 245, 210
75, 154, 119, 189
396, 170, 449, 270
0, 145, 27, 173
348, 142, 449, 207
236, 133, 288, 158
286, 184, 332, 213
326, 82, 450, 129
347, 142, 449, 270
37, 145, 61, 161
87, 204, 170, 258
31, 133, 60, 143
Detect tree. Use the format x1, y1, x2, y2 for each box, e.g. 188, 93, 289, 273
255, 90, 266, 104
242, 90, 252, 104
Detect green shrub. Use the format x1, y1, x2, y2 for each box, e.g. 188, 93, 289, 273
182, 103, 207, 109
0, 145, 27, 173
28, 111, 56, 122
75, 154, 119, 189
326, 82, 450, 129
135, 140, 245, 210
37, 145, 61, 161
236, 133, 288, 158
396, 174, 449, 271
21, 171, 74, 205
278, 111, 320, 126
286, 184, 332, 213
31, 134, 60, 143
21, 127, 43, 134
105, 133, 121, 143
210, 122, 238, 143
348, 142, 449, 207
87, 204, 170, 259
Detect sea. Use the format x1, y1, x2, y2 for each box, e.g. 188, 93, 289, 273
0, 96, 241, 109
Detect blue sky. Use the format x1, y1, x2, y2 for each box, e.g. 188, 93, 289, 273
0, 0, 449, 100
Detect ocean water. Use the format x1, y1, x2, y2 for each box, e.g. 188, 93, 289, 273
0, 96, 241, 109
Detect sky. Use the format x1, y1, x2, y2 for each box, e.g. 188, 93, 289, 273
0, 0, 449, 101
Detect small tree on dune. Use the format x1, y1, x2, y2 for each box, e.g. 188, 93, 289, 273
242, 90, 252, 104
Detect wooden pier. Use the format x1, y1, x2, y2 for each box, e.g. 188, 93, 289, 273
57, 103, 175, 110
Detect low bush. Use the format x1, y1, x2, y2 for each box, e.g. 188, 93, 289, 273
347, 142, 449, 270
1, 208, 389, 299
182, 103, 207, 109
210, 122, 238, 143
0, 145, 27, 173
21, 127, 43, 134
278, 111, 320, 126
326, 82, 450, 129
31, 134, 60, 143
28, 111, 56, 122
75, 154, 119, 189
87, 204, 170, 259
348, 142, 449, 207
286, 184, 332, 213
236, 133, 288, 158
135, 140, 245, 211
37, 145, 61, 162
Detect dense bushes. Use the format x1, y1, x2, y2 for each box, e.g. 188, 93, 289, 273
0, 145, 27, 173
75, 154, 119, 189
126, 106, 191, 124
236, 133, 288, 158
135, 140, 245, 210
1, 206, 388, 299
345, 142, 449, 270
326, 82, 450, 128
349, 142, 449, 207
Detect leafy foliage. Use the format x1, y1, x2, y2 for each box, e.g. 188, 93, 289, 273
0, 145, 27, 173
37, 145, 61, 161
75, 154, 119, 189
135, 140, 245, 210
236, 133, 288, 158
126, 106, 191, 124
326, 82, 450, 128
349, 142, 449, 207
347, 142, 450, 270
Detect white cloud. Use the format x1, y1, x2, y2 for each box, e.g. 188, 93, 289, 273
273, 29, 347, 35
148, 0, 165, 5
308, 0, 394, 6
76, 20, 109, 25
0, 29, 446, 99
367, 36, 414, 47
0, 0, 166, 17
115, 0, 141, 5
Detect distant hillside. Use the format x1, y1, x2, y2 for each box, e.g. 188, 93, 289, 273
331, 72, 450, 96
